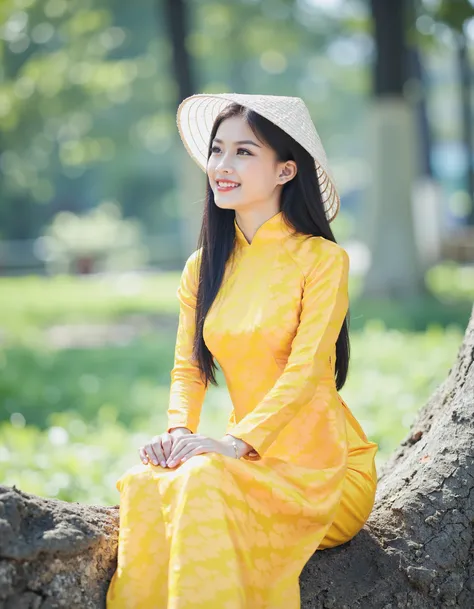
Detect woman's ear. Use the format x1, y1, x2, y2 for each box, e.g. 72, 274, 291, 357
278, 160, 297, 184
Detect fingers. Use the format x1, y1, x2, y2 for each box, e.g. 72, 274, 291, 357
138, 433, 210, 469
167, 436, 206, 467
170, 449, 203, 467
140, 435, 166, 467
138, 433, 185, 468
166, 435, 193, 464
139, 447, 150, 464
161, 433, 173, 461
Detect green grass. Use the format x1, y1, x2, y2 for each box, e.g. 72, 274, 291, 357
0, 273, 181, 340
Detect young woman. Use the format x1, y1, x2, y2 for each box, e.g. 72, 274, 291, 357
106, 93, 379, 609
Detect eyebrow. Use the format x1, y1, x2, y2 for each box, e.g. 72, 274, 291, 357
212, 138, 262, 148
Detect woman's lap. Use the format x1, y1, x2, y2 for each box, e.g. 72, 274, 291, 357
116, 450, 377, 551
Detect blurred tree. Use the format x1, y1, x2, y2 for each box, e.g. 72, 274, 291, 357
3, 0, 463, 275
432, 0, 474, 225
161, 0, 203, 259
0, 0, 179, 245
362, 0, 426, 299
405, 0, 474, 264
405, 1, 445, 269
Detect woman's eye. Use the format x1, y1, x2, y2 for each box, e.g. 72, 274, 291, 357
210, 146, 251, 156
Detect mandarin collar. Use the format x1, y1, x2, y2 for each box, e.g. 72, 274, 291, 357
234, 211, 295, 248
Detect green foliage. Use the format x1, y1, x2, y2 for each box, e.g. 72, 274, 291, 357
40, 201, 149, 273
0, 0, 373, 241
343, 320, 463, 457
349, 294, 471, 332
1, 410, 230, 506
425, 261, 474, 303
0, 359, 232, 506
434, 0, 474, 33
0, 336, 175, 429
0, 0, 179, 239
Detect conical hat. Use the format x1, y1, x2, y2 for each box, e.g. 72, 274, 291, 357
176, 93, 340, 223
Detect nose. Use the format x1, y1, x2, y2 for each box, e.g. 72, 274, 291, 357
215, 151, 234, 174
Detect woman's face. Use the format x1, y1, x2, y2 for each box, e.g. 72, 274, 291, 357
207, 115, 295, 212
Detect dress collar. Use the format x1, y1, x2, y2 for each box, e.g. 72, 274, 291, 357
234, 211, 294, 248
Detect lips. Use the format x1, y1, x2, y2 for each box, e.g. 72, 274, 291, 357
216, 181, 241, 192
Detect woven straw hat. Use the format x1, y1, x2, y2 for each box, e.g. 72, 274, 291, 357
176, 92, 340, 223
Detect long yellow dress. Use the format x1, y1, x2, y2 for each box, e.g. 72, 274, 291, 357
106, 211, 378, 609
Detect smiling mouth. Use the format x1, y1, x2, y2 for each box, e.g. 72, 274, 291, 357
216, 182, 241, 191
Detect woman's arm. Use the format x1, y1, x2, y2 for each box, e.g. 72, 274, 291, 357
166, 250, 207, 434
229, 242, 350, 459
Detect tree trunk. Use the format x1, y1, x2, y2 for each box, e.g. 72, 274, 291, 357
161, 0, 204, 263
457, 31, 474, 226
1, 304, 473, 608
363, 0, 426, 299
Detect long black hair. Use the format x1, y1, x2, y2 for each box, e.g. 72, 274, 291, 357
191, 102, 350, 391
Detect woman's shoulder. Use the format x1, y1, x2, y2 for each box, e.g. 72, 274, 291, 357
183, 247, 203, 272
178, 248, 204, 293
287, 233, 349, 273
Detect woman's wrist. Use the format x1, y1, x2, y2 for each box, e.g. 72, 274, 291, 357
169, 426, 193, 436
221, 434, 253, 459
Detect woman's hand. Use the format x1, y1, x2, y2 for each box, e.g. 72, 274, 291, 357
165, 434, 235, 468
139, 427, 192, 467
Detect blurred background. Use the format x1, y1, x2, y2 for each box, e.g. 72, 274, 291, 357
0, 0, 473, 506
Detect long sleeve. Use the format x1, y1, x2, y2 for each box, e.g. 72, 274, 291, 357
166, 249, 207, 434
230, 243, 349, 459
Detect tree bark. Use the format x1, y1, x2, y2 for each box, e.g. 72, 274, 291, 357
1, 305, 473, 608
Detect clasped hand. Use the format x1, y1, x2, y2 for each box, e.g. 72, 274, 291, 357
139, 431, 236, 468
